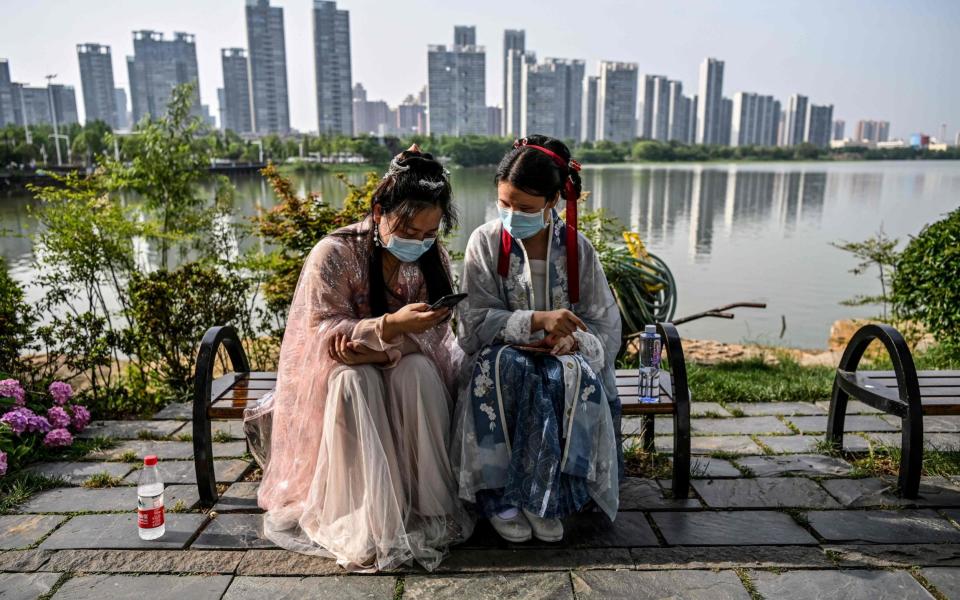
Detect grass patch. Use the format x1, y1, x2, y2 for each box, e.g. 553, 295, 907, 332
136, 430, 170, 441
733, 568, 763, 600
847, 443, 960, 479
118, 450, 139, 463
912, 566, 949, 600
82, 472, 126, 488
686, 356, 834, 404
168, 499, 188, 513
175, 432, 193, 442
623, 441, 672, 479
708, 450, 742, 461
0, 471, 68, 513
212, 430, 233, 443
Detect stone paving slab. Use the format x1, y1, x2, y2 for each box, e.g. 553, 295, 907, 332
17, 484, 200, 514
630, 545, 834, 570
562, 512, 659, 547
755, 434, 871, 454
0, 515, 67, 550
152, 402, 191, 420
655, 435, 763, 455
750, 569, 932, 600
38, 514, 208, 550
882, 414, 960, 433
692, 416, 792, 436
51, 573, 232, 600
787, 415, 899, 434
210, 420, 246, 439
572, 569, 750, 600
618, 478, 701, 510
190, 513, 275, 549
434, 548, 634, 573
0, 549, 54, 572
76, 420, 187, 440
690, 402, 733, 417
234, 550, 342, 576
404, 572, 573, 600
816, 400, 883, 414
24, 461, 134, 485
692, 477, 841, 509
690, 457, 742, 478
87, 440, 193, 461
918, 567, 960, 598
42, 549, 243, 574
807, 509, 960, 544
223, 575, 396, 599
0, 572, 62, 600
821, 477, 960, 508
727, 402, 826, 416
734, 454, 853, 477
825, 544, 960, 568
650, 510, 818, 546
213, 482, 261, 513
122, 458, 250, 485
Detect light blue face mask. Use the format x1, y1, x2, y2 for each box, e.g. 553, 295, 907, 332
499, 206, 547, 239
384, 233, 436, 263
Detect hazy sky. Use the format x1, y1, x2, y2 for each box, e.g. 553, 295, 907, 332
2, 0, 958, 139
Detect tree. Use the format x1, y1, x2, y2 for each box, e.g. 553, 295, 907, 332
831, 229, 900, 320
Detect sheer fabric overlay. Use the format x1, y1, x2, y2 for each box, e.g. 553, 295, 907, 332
243, 219, 474, 572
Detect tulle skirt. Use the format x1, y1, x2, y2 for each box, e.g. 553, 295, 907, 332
245, 353, 474, 572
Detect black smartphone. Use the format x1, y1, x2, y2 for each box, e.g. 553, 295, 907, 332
430, 293, 468, 310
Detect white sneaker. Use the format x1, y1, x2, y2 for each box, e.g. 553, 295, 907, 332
490, 511, 532, 543
522, 508, 564, 542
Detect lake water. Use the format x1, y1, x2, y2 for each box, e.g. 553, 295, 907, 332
2, 160, 958, 349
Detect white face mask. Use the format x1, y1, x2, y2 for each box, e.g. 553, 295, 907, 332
384, 233, 436, 262
498, 206, 547, 239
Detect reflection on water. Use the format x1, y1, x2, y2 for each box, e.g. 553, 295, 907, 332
2, 161, 959, 348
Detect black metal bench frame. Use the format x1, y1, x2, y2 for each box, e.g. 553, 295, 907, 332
827, 323, 926, 497
192, 321, 692, 507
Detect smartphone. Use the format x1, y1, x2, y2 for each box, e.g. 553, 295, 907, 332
429, 293, 468, 310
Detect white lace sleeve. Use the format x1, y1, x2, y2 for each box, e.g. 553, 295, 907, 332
499, 310, 534, 344
573, 330, 604, 372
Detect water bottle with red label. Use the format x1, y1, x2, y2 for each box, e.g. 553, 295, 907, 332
137, 454, 165, 540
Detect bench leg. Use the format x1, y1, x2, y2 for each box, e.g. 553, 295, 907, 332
641, 415, 655, 452
900, 413, 923, 498
672, 406, 691, 500
193, 410, 218, 508
825, 374, 848, 450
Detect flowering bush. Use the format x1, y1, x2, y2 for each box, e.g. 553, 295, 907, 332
0, 379, 90, 476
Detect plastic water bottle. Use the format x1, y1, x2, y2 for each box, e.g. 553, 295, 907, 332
137, 454, 165, 540
638, 324, 661, 403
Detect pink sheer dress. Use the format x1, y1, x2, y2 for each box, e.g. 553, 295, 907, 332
243, 220, 474, 572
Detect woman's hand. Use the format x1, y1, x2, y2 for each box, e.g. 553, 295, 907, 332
545, 334, 578, 356
532, 309, 587, 338
328, 333, 390, 365
382, 303, 450, 340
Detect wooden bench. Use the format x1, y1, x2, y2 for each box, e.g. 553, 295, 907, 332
826, 323, 960, 498
192, 321, 692, 507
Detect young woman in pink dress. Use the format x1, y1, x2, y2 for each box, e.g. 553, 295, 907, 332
244, 145, 474, 572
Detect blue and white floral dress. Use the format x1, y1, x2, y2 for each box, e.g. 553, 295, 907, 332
451, 210, 623, 521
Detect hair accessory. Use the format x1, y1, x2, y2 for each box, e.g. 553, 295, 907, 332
419, 179, 446, 191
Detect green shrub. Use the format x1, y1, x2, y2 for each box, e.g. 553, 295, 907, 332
893, 207, 960, 348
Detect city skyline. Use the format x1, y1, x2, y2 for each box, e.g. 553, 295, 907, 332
0, 0, 957, 138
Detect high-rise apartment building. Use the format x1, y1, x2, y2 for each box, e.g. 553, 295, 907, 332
427, 27, 486, 136
246, 0, 290, 134
597, 61, 638, 143
77, 43, 119, 127
696, 58, 724, 144
804, 103, 834, 148
502, 29, 525, 136
220, 48, 252, 133
127, 30, 202, 122
313, 0, 353, 134
731, 92, 780, 146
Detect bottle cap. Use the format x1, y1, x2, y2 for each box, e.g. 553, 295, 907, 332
144, 455, 158, 466
645, 324, 657, 333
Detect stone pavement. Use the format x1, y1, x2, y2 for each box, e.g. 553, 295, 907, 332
3, 402, 960, 599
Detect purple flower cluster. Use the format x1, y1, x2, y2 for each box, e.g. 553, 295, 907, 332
70, 405, 91, 432
0, 379, 25, 406
0, 450, 7, 477
47, 406, 72, 429
1, 408, 29, 435
43, 428, 73, 447
48, 382, 73, 406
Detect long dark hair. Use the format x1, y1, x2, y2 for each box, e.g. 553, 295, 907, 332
367, 147, 458, 316
494, 134, 583, 203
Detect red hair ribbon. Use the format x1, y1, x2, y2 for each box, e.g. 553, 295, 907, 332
498, 139, 581, 304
